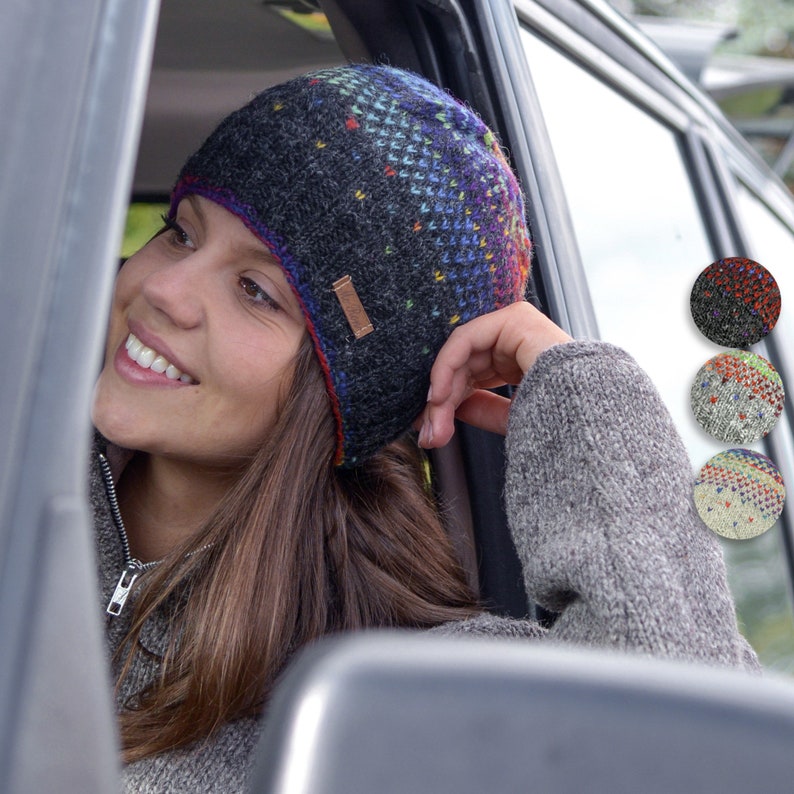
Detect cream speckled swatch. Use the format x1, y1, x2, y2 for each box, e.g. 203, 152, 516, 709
694, 448, 786, 540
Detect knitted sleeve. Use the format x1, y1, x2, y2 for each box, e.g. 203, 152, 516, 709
504, 339, 760, 671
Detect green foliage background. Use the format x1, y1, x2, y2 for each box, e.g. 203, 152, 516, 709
121, 203, 168, 259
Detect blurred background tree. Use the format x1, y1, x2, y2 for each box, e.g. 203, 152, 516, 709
610, 0, 794, 191
612, 0, 794, 57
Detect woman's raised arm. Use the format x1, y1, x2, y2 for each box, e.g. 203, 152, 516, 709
423, 306, 759, 670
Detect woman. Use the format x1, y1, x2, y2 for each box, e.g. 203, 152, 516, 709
90, 64, 757, 792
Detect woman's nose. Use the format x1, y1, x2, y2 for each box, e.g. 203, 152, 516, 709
140, 253, 205, 329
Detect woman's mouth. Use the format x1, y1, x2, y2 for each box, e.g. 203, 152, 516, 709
125, 333, 196, 384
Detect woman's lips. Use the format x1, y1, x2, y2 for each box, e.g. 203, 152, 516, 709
113, 334, 197, 387
126, 321, 198, 382
124, 332, 196, 383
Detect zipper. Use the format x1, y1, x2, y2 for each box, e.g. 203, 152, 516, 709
98, 453, 160, 617
98, 452, 213, 617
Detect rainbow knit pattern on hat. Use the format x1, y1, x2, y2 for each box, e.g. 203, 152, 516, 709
690, 257, 781, 347
690, 350, 785, 443
694, 448, 786, 539
171, 64, 530, 466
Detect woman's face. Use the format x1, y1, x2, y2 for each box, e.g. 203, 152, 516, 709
92, 195, 306, 468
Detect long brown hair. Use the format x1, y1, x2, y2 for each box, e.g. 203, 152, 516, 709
117, 335, 479, 762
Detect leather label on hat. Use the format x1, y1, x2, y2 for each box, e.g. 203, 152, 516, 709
333, 275, 374, 339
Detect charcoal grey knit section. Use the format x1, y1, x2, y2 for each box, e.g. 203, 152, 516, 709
91, 340, 759, 793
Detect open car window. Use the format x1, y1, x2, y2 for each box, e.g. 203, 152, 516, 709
519, 24, 794, 672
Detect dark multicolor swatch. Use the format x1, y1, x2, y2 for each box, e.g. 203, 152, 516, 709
690, 257, 781, 347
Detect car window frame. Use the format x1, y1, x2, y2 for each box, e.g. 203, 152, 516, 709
473, 0, 794, 646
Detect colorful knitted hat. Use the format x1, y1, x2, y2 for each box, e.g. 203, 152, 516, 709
694, 448, 786, 539
690, 350, 785, 444
690, 257, 781, 347
171, 64, 530, 466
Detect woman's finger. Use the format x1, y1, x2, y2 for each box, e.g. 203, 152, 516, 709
418, 302, 572, 449
454, 390, 512, 436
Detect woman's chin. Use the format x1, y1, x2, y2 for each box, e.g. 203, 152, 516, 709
91, 382, 141, 450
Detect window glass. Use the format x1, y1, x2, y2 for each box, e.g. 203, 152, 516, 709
520, 29, 715, 453
735, 184, 794, 367
729, 185, 794, 672
520, 27, 794, 671
716, 86, 794, 194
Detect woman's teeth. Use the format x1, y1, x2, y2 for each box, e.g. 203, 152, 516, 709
125, 333, 195, 383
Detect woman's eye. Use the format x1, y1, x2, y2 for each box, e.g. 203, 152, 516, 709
160, 215, 194, 249
240, 276, 280, 311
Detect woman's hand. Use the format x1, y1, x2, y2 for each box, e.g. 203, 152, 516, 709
417, 301, 572, 448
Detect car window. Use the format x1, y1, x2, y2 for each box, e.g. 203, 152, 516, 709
520, 26, 794, 671
734, 183, 794, 371
713, 80, 794, 194
520, 28, 713, 438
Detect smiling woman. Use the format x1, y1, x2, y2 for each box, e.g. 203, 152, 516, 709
89, 63, 759, 793
94, 196, 306, 468
92, 197, 308, 563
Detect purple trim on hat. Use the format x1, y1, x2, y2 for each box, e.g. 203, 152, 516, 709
171, 177, 349, 465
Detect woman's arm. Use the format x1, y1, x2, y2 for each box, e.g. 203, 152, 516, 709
504, 340, 758, 670
421, 303, 759, 670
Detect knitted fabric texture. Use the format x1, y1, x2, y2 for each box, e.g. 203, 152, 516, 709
171, 64, 530, 466
690, 257, 781, 347
690, 350, 785, 443
694, 448, 786, 540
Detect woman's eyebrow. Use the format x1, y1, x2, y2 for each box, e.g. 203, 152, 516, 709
185, 194, 206, 226
246, 244, 281, 268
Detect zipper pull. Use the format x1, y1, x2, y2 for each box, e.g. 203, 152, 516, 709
106, 561, 143, 617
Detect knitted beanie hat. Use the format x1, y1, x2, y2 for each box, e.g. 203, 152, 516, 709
694, 448, 786, 540
690, 257, 781, 347
171, 64, 530, 467
689, 350, 785, 444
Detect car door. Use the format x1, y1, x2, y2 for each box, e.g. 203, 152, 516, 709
502, 0, 794, 672
0, 1, 160, 790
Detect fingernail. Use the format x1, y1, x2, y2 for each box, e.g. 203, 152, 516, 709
419, 419, 434, 447
426, 385, 433, 403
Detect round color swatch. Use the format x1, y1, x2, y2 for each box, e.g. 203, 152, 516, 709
694, 448, 786, 540
690, 257, 781, 347
690, 350, 785, 443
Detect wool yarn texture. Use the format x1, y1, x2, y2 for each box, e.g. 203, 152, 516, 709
171, 64, 530, 466
690, 257, 781, 347
690, 350, 784, 443
694, 448, 786, 540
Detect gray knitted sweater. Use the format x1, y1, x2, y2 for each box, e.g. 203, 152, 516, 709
90, 340, 759, 793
